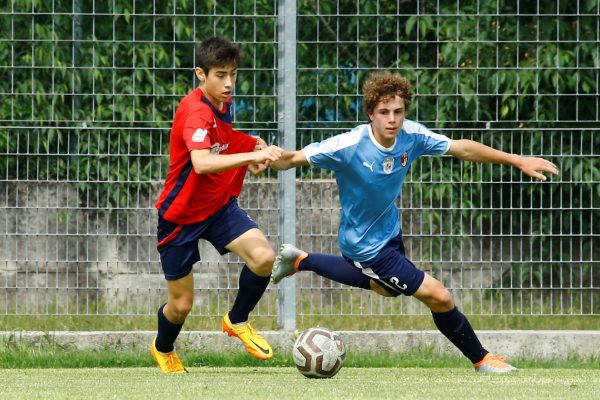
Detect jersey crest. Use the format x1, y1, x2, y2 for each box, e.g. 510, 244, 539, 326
383, 156, 394, 174
192, 128, 208, 142
401, 152, 408, 167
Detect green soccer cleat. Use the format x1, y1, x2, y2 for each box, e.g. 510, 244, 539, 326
271, 244, 307, 284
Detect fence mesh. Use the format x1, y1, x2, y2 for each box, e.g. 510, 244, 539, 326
0, 0, 598, 323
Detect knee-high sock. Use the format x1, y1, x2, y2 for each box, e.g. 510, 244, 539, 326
155, 303, 183, 353
299, 253, 371, 289
228, 265, 270, 324
432, 307, 488, 363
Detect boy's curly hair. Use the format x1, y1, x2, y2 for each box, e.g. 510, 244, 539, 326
362, 72, 413, 118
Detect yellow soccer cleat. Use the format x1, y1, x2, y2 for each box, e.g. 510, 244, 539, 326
473, 353, 517, 373
150, 337, 188, 373
222, 313, 273, 360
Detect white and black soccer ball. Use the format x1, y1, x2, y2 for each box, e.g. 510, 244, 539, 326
292, 327, 346, 378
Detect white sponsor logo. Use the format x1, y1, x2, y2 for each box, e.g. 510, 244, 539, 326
362, 160, 375, 172
383, 157, 394, 174
210, 142, 229, 154
191, 128, 208, 142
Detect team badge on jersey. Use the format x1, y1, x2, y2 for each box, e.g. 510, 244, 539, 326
383, 156, 394, 174
401, 152, 408, 167
192, 128, 208, 142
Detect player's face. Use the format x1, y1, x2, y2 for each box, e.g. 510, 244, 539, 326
195, 65, 238, 107
368, 96, 405, 148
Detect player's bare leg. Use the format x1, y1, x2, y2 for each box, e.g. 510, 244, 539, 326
164, 273, 194, 324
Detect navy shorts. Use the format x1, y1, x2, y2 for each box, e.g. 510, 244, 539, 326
346, 232, 425, 297
156, 197, 258, 280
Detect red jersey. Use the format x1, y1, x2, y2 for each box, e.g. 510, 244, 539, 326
155, 87, 257, 224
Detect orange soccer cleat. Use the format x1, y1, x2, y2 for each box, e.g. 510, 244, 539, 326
150, 337, 188, 374
222, 313, 273, 360
473, 353, 517, 373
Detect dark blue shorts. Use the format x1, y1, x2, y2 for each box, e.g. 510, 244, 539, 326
156, 197, 258, 281
346, 232, 425, 297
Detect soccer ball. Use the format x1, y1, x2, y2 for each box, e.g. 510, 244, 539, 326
292, 327, 346, 378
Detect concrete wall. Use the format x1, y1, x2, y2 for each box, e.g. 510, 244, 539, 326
1, 330, 599, 360
2, 181, 596, 318
0, 180, 495, 310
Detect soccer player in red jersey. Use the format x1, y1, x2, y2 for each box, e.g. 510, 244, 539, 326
151, 36, 283, 373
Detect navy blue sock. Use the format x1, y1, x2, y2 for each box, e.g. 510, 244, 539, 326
299, 253, 371, 289
228, 265, 270, 324
432, 307, 488, 363
155, 303, 183, 353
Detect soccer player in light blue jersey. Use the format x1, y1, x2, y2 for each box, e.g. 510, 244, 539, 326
271, 72, 559, 373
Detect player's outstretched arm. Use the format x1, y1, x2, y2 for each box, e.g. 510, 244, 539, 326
447, 139, 559, 181
270, 150, 309, 171
190, 145, 283, 175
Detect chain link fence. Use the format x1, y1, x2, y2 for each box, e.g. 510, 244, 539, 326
0, 0, 598, 327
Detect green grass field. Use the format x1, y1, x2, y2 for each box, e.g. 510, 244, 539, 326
2, 343, 599, 399
2, 367, 599, 400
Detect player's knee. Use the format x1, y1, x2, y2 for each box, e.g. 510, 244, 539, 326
432, 288, 454, 311
170, 300, 193, 319
247, 247, 276, 276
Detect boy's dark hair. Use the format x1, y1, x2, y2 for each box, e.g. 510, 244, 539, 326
195, 36, 240, 75
362, 72, 413, 117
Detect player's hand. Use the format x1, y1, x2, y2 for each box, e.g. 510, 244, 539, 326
251, 138, 276, 173
517, 156, 559, 181
254, 136, 268, 151
254, 145, 284, 165
248, 162, 268, 176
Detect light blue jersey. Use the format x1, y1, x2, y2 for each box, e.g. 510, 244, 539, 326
302, 120, 451, 262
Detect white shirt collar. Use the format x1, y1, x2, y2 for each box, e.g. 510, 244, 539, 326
367, 124, 396, 152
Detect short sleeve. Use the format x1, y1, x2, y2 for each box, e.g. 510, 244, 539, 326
302, 129, 361, 171
231, 130, 258, 154
403, 119, 451, 156
182, 111, 213, 152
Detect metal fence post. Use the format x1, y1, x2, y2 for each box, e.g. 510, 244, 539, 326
276, 0, 297, 331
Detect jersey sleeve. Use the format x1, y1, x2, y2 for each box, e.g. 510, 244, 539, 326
182, 111, 214, 152
232, 130, 259, 154
403, 119, 451, 156
302, 130, 360, 171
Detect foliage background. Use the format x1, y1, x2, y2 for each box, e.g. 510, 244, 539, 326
0, 0, 598, 319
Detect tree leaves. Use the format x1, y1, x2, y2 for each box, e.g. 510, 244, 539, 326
1, 0, 597, 220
